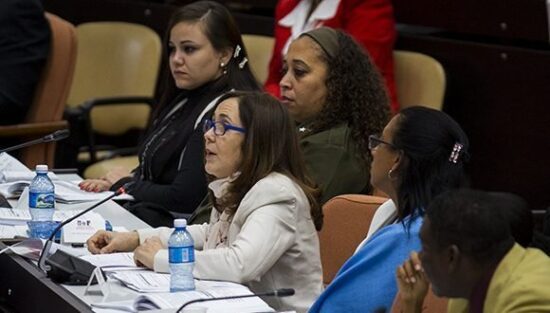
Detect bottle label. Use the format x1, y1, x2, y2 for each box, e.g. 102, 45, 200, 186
29, 192, 55, 209
169, 246, 194, 263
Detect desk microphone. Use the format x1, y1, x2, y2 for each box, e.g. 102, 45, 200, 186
175, 288, 295, 313
0, 129, 70, 154
37, 181, 134, 274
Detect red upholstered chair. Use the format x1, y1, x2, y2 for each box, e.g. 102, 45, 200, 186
0, 13, 77, 168
318, 194, 388, 285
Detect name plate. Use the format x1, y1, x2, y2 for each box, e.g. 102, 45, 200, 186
62, 212, 104, 244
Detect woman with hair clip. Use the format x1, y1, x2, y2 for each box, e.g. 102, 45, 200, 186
279, 27, 390, 206
87, 91, 324, 313
79, 1, 260, 227
309, 106, 470, 312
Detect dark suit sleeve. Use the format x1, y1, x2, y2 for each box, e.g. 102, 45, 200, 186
129, 127, 207, 214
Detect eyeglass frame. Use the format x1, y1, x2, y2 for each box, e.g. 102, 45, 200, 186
203, 119, 246, 136
368, 135, 398, 150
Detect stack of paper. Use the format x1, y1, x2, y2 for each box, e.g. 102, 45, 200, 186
0, 208, 95, 225
80, 252, 140, 272
91, 280, 275, 313
109, 270, 171, 293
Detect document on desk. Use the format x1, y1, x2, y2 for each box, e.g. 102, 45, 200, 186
80, 252, 140, 271
0, 180, 132, 202
0, 208, 102, 225
0, 224, 17, 238
0, 153, 32, 182
91, 280, 274, 313
109, 270, 171, 293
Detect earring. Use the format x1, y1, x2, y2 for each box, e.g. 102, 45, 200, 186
388, 169, 396, 180
220, 62, 227, 75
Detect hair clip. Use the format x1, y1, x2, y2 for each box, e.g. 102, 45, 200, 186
449, 143, 463, 163
233, 45, 241, 59
238, 57, 248, 69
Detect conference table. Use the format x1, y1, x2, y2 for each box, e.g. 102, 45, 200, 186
0, 174, 150, 312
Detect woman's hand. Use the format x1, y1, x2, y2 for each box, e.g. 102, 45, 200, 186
79, 179, 112, 192
79, 167, 131, 192
103, 166, 131, 185
133, 236, 163, 269
396, 251, 429, 313
87, 230, 140, 254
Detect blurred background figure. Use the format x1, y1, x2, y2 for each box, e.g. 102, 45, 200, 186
0, 0, 50, 126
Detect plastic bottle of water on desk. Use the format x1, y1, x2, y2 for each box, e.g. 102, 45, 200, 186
169, 218, 195, 292
29, 164, 55, 238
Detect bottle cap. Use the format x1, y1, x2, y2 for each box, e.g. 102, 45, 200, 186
174, 219, 187, 228
35, 164, 48, 173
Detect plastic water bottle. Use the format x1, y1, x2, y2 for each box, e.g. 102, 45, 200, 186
169, 218, 195, 292
29, 164, 55, 222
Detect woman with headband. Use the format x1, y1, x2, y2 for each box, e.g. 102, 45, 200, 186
279, 27, 390, 206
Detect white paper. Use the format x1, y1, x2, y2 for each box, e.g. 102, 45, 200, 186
81, 252, 138, 269
109, 270, 171, 293
0, 153, 31, 182
92, 280, 274, 313
0, 208, 89, 225
0, 180, 120, 202
2, 171, 59, 183
0, 225, 17, 238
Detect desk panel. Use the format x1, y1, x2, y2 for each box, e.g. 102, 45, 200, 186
0, 242, 93, 313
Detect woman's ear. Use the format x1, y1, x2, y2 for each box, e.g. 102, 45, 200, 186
220, 47, 233, 67
390, 150, 406, 175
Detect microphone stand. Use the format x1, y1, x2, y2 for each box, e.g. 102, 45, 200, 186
0, 129, 70, 154
37, 183, 130, 272
175, 288, 295, 313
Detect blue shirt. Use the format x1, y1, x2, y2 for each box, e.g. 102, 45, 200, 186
309, 215, 423, 313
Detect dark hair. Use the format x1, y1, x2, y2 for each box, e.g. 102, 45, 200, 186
392, 106, 469, 222
300, 30, 390, 166
155, 1, 260, 118
488, 191, 533, 247
426, 189, 515, 264
211, 91, 323, 230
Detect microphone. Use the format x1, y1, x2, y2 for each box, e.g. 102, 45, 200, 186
176, 288, 295, 313
37, 181, 134, 273
0, 129, 70, 154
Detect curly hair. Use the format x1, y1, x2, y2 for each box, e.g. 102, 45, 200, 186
305, 31, 390, 166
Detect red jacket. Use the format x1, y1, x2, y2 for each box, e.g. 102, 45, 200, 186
265, 0, 398, 112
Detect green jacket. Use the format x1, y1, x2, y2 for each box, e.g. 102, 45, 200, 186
189, 123, 370, 225
301, 123, 370, 205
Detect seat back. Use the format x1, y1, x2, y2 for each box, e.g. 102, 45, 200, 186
394, 50, 446, 110
242, 34, 274, 84
67, 22, 161, 135
22, 13, 77, 167
318, 194, 388, 285
391, 288, 449, 313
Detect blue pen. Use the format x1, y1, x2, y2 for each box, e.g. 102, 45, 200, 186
105, 220, 113, 231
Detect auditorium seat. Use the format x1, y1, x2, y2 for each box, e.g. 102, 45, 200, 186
0, 13, 77, 168
242, 34, 275, 84
394, 50, 446, 110
318, 194, 388, 285
65, 22, 161, 168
